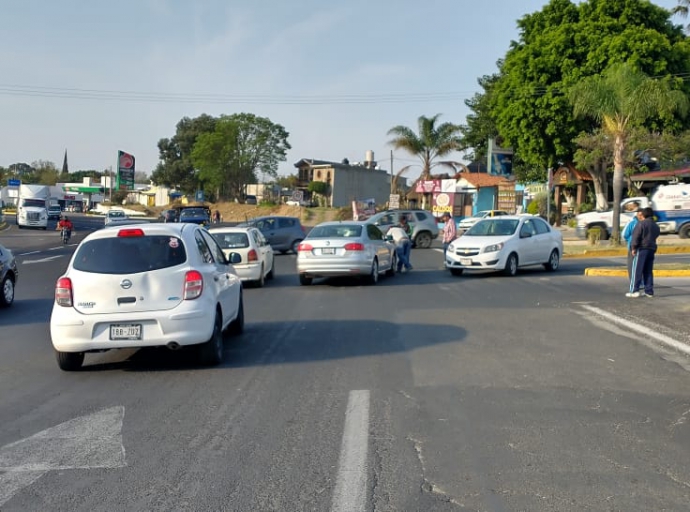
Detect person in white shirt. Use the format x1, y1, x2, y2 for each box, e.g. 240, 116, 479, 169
387, 216, 413, 272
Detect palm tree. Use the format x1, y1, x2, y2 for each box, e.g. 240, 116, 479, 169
672, 0, 690, 32
387, 114, 464, 208
569, 62, 688, 244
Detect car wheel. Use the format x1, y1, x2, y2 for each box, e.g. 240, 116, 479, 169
55, 350, 84, 371
0, 274, 15, 307
367, 258, 379, 285
199, 311, 224, 365
228, 296, 244, 336
450, 268, 464, 277
386, 253, 397, 277
679, 224, 690, 239
256, 264, 265, 288
291, 239, 303, 254
503, 253, 518, 276
544, 249, 560, 272
299, 274, 312, 286
414, 231, 432, 249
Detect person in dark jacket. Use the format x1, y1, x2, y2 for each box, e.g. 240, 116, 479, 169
627, 207, 660, 298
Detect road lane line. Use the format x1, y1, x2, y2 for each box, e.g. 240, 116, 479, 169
18, 251, 40, 256
331, 390, 370, 512
581, 304, 690, 356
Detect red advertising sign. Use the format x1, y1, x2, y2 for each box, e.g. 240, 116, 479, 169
415, 180, 442, 193
432, 192, 454, 214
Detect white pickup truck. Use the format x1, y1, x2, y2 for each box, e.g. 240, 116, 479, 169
576, 183, 690, 239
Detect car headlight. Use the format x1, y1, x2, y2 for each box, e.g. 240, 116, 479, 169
483, 242, 504, 253
448, 243, 456, 252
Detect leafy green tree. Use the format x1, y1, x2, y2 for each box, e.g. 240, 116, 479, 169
191, 113, 291, 201
151, 114, 217, 193
68, 170, 101, 182
32, 160, 59, 185
276, 174, 299, 189
308, 180, 330, 207
459, 73, 501, 163
483, 0, 690, 182
569, 62, 688, 243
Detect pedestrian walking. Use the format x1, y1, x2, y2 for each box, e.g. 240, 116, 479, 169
627, 207, 660, 298
623, 208, 644, 289
213, 210, 222, 224
441, 212, 457, 259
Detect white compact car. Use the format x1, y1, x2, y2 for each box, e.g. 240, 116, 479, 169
50, 223, 244, 371
209, 226, 275, 287
446, 215, 563, 277
104, 209, 128, 226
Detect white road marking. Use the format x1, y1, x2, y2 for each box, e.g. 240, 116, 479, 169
0, 406, 126, 507
581, 304, 690, 356
17, 251, 40, 256
22, 255, 63, 265
331, 390, 370, 512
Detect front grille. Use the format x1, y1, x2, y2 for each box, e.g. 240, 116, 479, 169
454, 248, 480, 257
28, 212, 40, 221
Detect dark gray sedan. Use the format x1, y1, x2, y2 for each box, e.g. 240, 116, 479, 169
0, 242, 18, 307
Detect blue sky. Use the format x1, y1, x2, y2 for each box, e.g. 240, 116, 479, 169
0, 0, 682, 181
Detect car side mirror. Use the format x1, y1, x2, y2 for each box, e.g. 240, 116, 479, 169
385, 234, 393, 242
520, 231, 532, 239
227, 252, 242, 264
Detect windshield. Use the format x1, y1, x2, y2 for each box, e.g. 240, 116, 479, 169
213, 232, 250, 249
72, 235, 187, 274
465, 219, 519, 236
21, 199, 46, 208
308, 225, 363, 238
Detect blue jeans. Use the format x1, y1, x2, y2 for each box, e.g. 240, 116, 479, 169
396, 240, 412, 270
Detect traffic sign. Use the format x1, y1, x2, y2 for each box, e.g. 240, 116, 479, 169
291, 190, 303, 202
8, 179, 20, 187
195, 190, 205, 202
389, 194, 400, 209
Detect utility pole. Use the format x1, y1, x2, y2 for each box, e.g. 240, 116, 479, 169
390, 150, 394, 193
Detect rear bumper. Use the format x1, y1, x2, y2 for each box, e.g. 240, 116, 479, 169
297, 258, 373, 278
50, 305, 215, 353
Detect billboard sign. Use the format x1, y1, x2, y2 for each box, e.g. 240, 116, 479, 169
487, 138, 513, 176
116, 150, 135, 191
432, 192, 454, 214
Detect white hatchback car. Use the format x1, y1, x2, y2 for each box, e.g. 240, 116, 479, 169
104, 209, 128, 226
446, 215, 563, 277
50, 223, 244, 371
209, 226, 275, 287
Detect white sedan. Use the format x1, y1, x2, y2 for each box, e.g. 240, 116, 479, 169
209, 226, 275, 287
446, 215, 563, 276
104, 209, 128, 226
50, 223, 244, 371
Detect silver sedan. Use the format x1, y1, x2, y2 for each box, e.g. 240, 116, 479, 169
296, 221, 396, 286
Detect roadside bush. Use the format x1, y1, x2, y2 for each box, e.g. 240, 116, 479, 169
567, 218, 577, 228
526, 200, 540, 215
587, 227, 602, 245
335, 206, 353, 221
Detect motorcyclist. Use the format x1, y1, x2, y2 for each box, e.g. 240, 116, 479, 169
57, 215, 74, 241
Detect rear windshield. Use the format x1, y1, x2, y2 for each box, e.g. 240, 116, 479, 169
213, 232, 250, 249
109, 211, 125, 218
72, 235, 187, 274
308, 225, 363, 238
180, 209, 207, 218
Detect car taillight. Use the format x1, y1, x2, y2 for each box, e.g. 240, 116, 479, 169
118, 228, 144, 237
183, 270, 203, 300
298, 242, 313, 252
247, 249, 258, 261
55, 277, 73, 307
344, 243, 365, 251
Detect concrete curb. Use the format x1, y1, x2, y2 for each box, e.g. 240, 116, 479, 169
565, 246, 690, 258
584, 268, 690, 277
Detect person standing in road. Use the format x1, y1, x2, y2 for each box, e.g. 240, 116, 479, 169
623, 208, 644, 288
388, 216, 413, 272
627, 207, 660, 298
441, 212, 457, 258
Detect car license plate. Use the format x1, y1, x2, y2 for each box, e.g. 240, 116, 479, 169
460, 258, 472, 266
110, 324, 142, 340
322, 248, 335, 255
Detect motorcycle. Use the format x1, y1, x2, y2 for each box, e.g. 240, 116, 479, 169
61, 228, 71, 245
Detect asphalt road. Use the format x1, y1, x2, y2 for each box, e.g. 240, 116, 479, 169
1, 219, 690, 511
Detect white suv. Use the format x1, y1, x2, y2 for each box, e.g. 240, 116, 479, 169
50, 223, 245, 371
